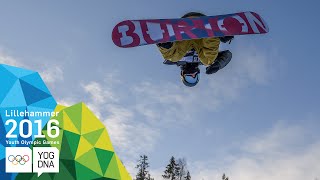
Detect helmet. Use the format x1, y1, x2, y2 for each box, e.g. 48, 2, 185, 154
182, 12, 206, 18
180, 63, 200, 87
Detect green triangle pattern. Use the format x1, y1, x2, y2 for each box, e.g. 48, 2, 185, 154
83, 128, 104, 146
64, 130, 81, 158
95, 148, 114, 175
60, 159, 77, 179
75, 161, 102, 180
53, 110, 64, 129
60, 131, 75, 160
76, 148, 102, 176
57, 159, 77, 180
104, 154, 121, 179
16, 102, 132, 180
63, 103, 83, 133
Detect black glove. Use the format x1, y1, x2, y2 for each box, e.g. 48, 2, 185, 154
163, 60, 177, 65
157, 42, 173, 49
206, 63, 220, 74
219, 36, 234, 43
206, 50, 232, 74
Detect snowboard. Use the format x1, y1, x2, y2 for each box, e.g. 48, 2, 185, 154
112, 11, 269, 48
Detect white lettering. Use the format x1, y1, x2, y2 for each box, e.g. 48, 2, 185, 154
245, 12, 269, 33
118, 25, 133, 46
146, 22, 165, 41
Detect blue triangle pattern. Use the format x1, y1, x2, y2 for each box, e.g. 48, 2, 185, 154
0, 106, 26, 133
29, 96, 57, 108
0, 115, 6, 148
0, 158, 12, 180
0, 144, 4, 159
0, 80, 27, 107
0, 66, 16, 104
20, 72, 51, 94
27, 106, 53, 129
0, 64, 57, 180
1, 64, 34, 78
19, 79, 51, 105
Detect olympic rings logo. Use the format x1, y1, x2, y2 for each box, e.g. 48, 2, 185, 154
7, 155, 30, 165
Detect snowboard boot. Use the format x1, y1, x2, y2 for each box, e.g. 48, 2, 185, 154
206, 50, 232, 74
220, 36, 234, 43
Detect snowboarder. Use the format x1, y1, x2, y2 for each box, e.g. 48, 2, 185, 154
157, 12, 233, 87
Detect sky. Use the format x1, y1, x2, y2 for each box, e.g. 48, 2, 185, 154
0, 0, 320, 179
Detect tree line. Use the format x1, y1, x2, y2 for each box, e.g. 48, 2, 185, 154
134, 155, 229, 180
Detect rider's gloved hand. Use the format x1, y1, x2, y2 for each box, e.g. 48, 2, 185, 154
219, 36, 234, 43
157, 42, 173, 49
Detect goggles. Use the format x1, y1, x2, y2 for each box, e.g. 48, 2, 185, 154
183, 72, 200, 84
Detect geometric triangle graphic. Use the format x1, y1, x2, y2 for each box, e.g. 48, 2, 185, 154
104, 154, 121, 179
16, 102, 132, 180
63, 104, 82, 134
62, 111, 80, 134
60, 159, 77, 180
95, 148, 114, 175
75, 161, 101, 180
75, 136, 93, 160
116, 154, 132, 180
20, 72, 51, 95
76, 148, 102, 176
1, 64, 34, 79
81, 105, 105, 135
0, 64, 57, 180
59, 131, 77, 161
83, 128, 104, 146
19, 79, 51, 105
64, 131, 81, 158
95, 129, 114, 152
54, 160, 76, 180
0, 80, 27, 107
0, 66, 16, 104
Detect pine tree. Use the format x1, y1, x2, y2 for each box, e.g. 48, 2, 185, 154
176, 158, 187, 180
136, 155, 153, 180
175, 162, 181, 179
222, 173, 229, 180
185, 171, 191, 180
162, 156, 179, 180
147, 174, 154, 180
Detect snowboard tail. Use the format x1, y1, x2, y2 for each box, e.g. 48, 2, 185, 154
112, 11, 269, 48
